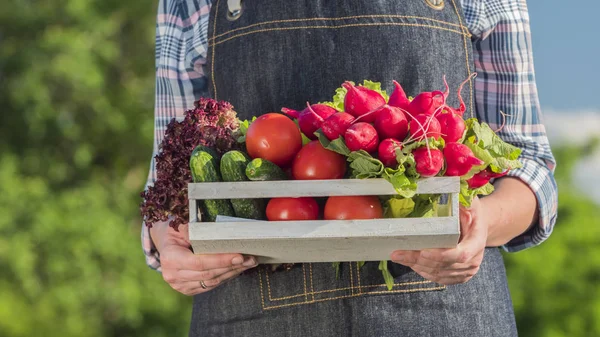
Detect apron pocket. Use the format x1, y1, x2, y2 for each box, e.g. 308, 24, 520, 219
257, 262, 446, 311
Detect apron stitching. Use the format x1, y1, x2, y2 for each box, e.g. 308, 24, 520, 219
262, 280, 436, 302
261, 286, 447, 310
356, 263, 362, 295
302, 263, 308, 302
448, 0, 475, 117
309, 263, 315, 302
209, 22, 470, 47
210, 0, 221, 99
258, 267, 266, 310
208, 14, 463, 41
349, 262, 355, 296
265, 267, 274, 301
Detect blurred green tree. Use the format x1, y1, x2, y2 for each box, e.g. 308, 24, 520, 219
0, 0, 598, 336
504, 139, 600, 337
0, 0, 191, 336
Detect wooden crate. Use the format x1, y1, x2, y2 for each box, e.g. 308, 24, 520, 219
188, 177, 460, 263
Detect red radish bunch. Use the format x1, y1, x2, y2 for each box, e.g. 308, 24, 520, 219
342, 82, 386, 122
345, 122, 379, 153
409, 114, 442, 141
388, 80, 411, 113
413, 147, 444, 177
282, 103, 337, 139
373, 105, 409, 140
467, 168, 509, 188
321, 112, 355, 140
408, 90, 445, 116
437, 109, 466, 143
444, 143, 484, 176
378, 138, 403, 167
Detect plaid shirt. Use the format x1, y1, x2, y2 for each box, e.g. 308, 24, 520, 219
143, 0, 558, 271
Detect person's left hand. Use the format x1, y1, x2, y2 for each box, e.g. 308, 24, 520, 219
390, 196, 488, 285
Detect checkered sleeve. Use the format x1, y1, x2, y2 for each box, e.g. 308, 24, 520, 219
462, 0, 559, 252
142, 0, 213, 271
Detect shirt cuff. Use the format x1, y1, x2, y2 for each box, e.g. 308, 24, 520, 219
141, 222, 162, 272
500, 157, 559, 252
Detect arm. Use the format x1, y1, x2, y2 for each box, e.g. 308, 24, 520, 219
142, 0, 257, 295
391, 0, 558, 284
142, 0, 213, 270
470, 0, 558, 251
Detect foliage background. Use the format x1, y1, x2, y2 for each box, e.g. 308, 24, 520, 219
0, 1, 598, 336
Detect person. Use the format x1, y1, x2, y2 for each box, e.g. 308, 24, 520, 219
143, 0, 558, 336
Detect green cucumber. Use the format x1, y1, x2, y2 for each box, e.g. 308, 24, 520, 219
189, 145, 234, 222
220, 151, 266, 220
245, 158, 288, 181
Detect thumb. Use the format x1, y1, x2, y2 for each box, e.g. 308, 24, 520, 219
458, 206, 473, 242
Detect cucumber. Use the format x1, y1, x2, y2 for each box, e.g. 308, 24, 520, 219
189, 145, 234, 222
220, 151, 266, 220
245, 158, 288, 181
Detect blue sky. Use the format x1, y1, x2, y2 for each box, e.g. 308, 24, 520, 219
528, 1, 599, 111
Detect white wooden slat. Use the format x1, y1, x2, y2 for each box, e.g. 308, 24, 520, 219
188, 177, 458, 200
189, 216, 460, 263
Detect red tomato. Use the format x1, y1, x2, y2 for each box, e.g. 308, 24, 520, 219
324, 196, 383, 220
266, 197, 320, 221
292, 140, 347, 180
246, 113, 302, 167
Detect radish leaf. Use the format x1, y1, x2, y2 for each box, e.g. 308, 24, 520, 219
315, 130, 351, 156
379, 261, 395, 291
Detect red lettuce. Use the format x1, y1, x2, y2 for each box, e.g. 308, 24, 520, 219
140, 98, 241, 230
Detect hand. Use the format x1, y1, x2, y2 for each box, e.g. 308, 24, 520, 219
153, 222, 258, 296
390, 196, 488, 285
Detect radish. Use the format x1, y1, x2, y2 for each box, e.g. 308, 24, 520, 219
378, 138, 403, 167
452, 72, 477, 116
409, 114, 442, 141
321, 112, 355, 140
408, 90, 445, 116
444, 142, 485, 176
437, 109, 466, 143
413, 147, 444, 177
373, 105, 409, 140
467, 168, 509, 188
388, 80, 411, 113
282, 103, 337, 140
342, 82, 386, 122
345, 122, 379, 153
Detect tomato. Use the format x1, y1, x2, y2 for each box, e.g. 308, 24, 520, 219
292, 140, 347, 180
246, 113, 302, 167
324, 196, 383, 220
266, 197, 320, 221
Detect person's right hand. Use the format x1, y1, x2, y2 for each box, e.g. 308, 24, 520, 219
152, 222, 258, 296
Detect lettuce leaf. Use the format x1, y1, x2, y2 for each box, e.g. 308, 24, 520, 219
408, 194, 441, 218
361, 80, 390, 102
384, 197, 415, 218
459, 180, 495, 207
347, 150, 418, 197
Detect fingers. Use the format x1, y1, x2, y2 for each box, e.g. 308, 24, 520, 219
175, 265, 251, 296
183, 252, 251, 271
176, 264, 248, 282
166, 262, 257, 296
202, 266, 247, 288
391, 247, 484, 285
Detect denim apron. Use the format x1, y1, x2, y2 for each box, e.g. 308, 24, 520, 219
191, 1, 518, 336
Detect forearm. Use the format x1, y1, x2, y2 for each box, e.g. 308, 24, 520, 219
481, 177, 539, 247
149, 221, 169, 252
